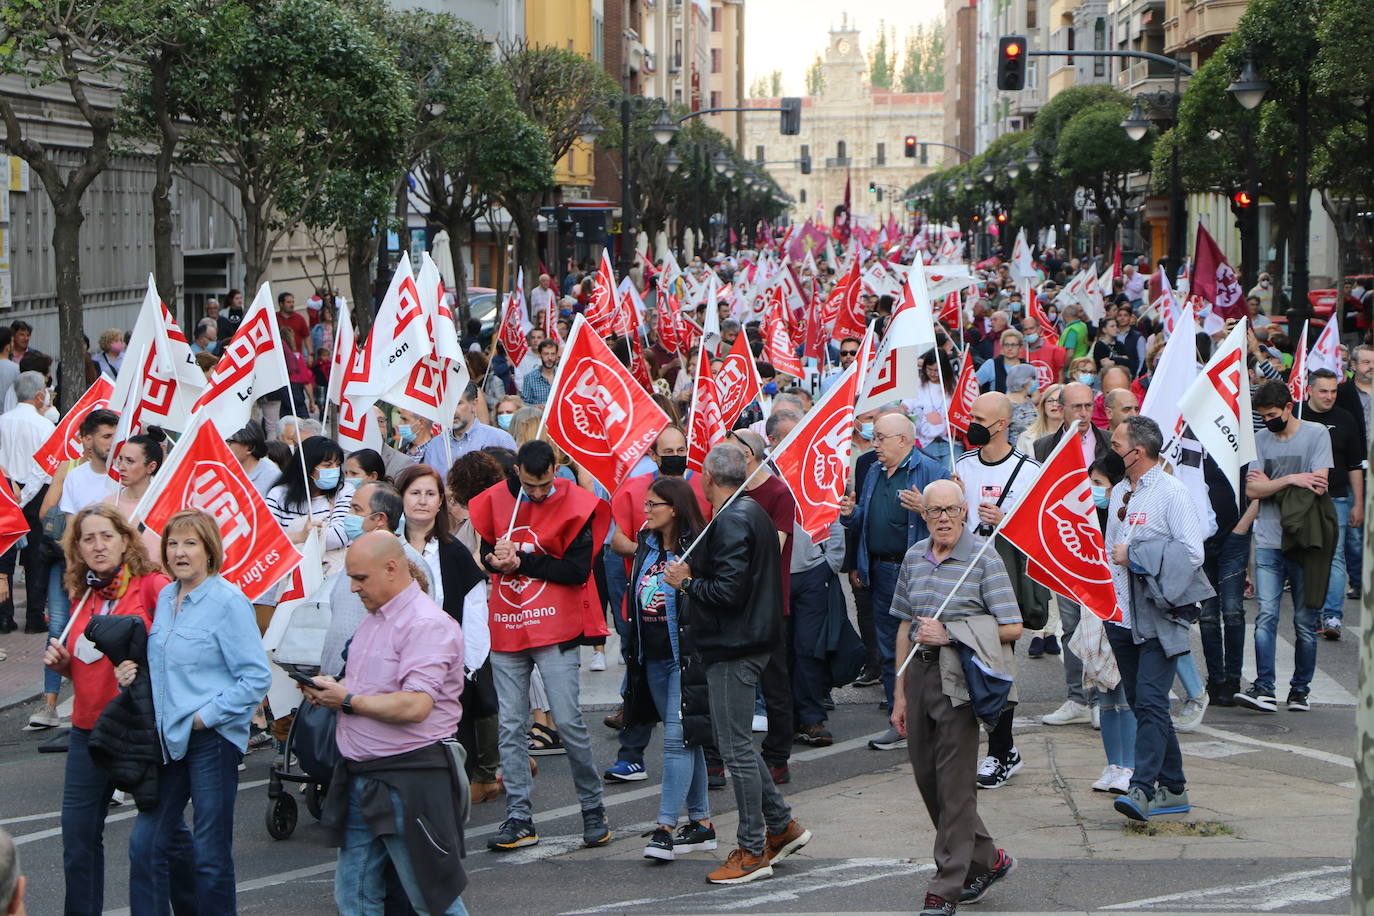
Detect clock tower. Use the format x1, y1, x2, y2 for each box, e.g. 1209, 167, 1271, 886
821, 17, 865, 101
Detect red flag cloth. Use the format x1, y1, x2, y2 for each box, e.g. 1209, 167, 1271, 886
468, 480, 611, 651
998, 425, 1122, 623
498, 292, 530, 366
140, 418, 301, 601
657, 291, 682, 354
543, 316, 669, 494
686, 345, 727, 472
1288, 323, 1309, 404
771, 359, 861, 543
715, 331, 762, 430
35, 376, 114, 476
1192, 222, 1247, 319
0, 480, 29, 558
803, 277, 824, 361
628, 330, 654, 394
1112, 244, 1122, 279
1026, 286, 1059, 347
828, 256, 866, 341
763, 307, 804, 379
947, 354, 979, 438
584, 250, 623, 338
937, 291, 961, 330
544, 292, 563, 343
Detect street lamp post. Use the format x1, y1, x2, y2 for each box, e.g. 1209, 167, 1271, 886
596, 97, 678, 277
1120, 86, 1186, 283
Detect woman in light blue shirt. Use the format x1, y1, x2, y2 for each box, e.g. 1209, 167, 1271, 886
116, 509, 271, 915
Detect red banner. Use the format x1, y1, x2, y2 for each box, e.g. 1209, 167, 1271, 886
771, 359, 860, 543
715, 331, 761, 430
544, 316, 670, 494
141, 419, 301, 601
763, 307, 804, 379
498, 291, 530, 366
686, 346, 726, 473
947, 355, 978, 438
0, 479, 29, 558
1027, 285, 1059, 347
34, 375, 114, 475
584, 250, 624, 338
998, 425, 1121, 623
828, 256, 865, 342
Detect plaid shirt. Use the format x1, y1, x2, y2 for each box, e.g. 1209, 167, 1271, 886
520, 367, 554, 405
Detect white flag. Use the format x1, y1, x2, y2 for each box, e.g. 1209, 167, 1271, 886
326, 301, 355, 408
383, 252, 471, 427
350, 252, 430, 403
192, 283, 292, 435
1010, 229, 1035, 281
1308, 319, 1343, 376
1178, 319, 1256, 501
1140, 303, 1198, 443
859, 253, 937, 412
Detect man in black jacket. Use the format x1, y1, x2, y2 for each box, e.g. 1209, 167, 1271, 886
666, 443, 812, 885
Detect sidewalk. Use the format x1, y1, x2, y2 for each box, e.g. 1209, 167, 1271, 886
0, 628, 47, 713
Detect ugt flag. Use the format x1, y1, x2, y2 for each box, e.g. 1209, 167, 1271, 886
998, 421, 1121, 623
686, 339, 727, 473
715, 331, 762, 430
34, 375, 114, 476
136, 417, 302, 601
543, 315, 670, 494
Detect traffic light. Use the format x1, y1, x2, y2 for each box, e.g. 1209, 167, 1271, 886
996, 211, 1007, 223
799, 154, 812, 175
877, 188, 884, 202
780, 97, 801, 135
919, 143, 928, 164
905, 136, 917, 158
868, 181, 877, 194
1232, 190, 1254, 208
997, 36, 1028, 91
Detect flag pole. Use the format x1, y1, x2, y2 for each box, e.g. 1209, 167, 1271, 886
932, 344, 956, 475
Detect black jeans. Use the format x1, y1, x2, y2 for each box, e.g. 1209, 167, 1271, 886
852, 580, 880, 671
788, 563, 834, 729
1199, 531, 1250, 687
19, 484, 49, 628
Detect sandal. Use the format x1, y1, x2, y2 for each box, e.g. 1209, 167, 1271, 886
528, 722, 567, 756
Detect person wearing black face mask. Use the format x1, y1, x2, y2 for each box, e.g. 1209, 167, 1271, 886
604, 426, 712, 782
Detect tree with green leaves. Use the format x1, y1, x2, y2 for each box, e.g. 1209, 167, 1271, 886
1314, 0, 1373, 277
805, 54, 825, 96
869, 23, 896, 90
898, 23, 945, 93
1054, 100, 1153, 261
499, 40, 617, 287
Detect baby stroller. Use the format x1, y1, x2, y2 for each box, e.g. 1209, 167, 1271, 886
260, 569, 338, 840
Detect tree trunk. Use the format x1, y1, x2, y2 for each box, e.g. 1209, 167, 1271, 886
395, 182, 412, 265
148, 53, 181, 326
447, 216, 471, 328
345, 224, 378, 338
242, 188, 268, 293
53, 201, 88, 411
509, 195, 541, 291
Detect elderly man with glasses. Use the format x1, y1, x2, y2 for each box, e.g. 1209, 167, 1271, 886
841, 413, 949, 750
1032, 381, 1112, 728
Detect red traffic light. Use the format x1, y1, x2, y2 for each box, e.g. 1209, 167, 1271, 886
1232, 191, 1254, 208
905, 136, 917, 148
1005, 42, 1022, 58
996, 212, 1007, 222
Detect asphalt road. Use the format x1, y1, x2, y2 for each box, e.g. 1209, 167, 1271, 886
1, 593, 1361, 916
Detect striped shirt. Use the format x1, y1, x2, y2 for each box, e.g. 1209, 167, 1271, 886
889, 530, 1022, 636
1104, 462, 1205, 628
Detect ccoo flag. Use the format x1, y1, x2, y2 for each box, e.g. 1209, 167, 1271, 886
1178, 319, 1256, 501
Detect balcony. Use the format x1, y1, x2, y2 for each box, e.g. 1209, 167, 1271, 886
1117, 57, 1180, 92
825, 157, 851, 168
870, 156, 886, 167
1164, 0, 1248, 54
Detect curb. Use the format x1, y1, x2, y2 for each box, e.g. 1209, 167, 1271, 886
0, 686, 39, 715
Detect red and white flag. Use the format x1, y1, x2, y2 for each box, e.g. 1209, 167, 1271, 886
858, 253, 938, 413
1192, 222, 1246, 319
937, 290, 962, 329
763, 305, 804, 379
1010, 228, 1035, 282
326, 301, 356, 409
349, 252, 431, 403
828, 254, 865, 341
34, 375, 114, 476
192, 283, 292, 435
111, 276, 203, 436
1140, 303, 1198, 442
136, 418, 302, 601
1288, 323, 1310, 405
1026, 283, 1059, 347
498, 290, 532, 367
1179, 319, 1256, 498
658, 290, 683, 355
947, 354, 979, 438
543, 315, 670, 494
384, 252, 471, 427
1308, 319, 1344, 377
584, 250, 624, 338
770, 345, 864, 543
0, 479, 27, 557
686, 339, 727, 473
716, 331, 762, 430
999, 421, 1121, 623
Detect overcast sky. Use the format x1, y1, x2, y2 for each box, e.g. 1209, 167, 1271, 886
742, 0, 944, 96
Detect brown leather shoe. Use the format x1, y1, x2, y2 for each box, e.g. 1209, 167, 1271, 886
529, 757, 538, 777
470, 781, 503, 804
706, 847, 774, 885
603, 705, 625, 730
764, 820, 812, 864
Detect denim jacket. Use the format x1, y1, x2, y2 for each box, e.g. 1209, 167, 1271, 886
148, 575, 272, 760
841, 445, 950, 583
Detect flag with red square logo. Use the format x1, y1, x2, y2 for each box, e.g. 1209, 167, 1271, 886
192, 283, 291, 435
34, 375, 114, 476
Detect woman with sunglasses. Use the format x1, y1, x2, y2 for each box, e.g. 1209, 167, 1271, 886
624, 477, 717, 862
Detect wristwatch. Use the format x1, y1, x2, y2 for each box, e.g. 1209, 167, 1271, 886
341, 693, 355, 715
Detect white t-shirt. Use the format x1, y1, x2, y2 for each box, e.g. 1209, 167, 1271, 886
60, 463, 111, 514
954, 446, 1041, 534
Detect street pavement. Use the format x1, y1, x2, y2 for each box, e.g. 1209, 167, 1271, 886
0, 591, 1359, 916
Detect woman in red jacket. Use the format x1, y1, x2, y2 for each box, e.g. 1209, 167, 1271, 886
42, 504, 193, 915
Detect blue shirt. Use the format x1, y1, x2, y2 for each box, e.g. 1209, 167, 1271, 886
418, 421, 517, 477
147, 575, 272, 760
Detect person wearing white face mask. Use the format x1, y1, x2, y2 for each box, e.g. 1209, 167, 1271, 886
1247, 272, 1274, 312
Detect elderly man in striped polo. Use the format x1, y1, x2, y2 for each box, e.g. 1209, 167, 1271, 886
889, 478, 1021, 916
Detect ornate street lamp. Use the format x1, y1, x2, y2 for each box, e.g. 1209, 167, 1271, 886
1120, 99, 1151, 141
578, 112, 604, 145
1024, 148, 1041, 173
665, 149, 682, 174
1227, 55, 1270, 110
650, 108, 680, 145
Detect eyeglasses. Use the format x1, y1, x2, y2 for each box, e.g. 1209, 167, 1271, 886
871, 433, 908, 444
1046, 398, 1062, 407
923, 506, 962, 519
839, 350, 859, 357
643, 499, 671, 510
1116, 489, 1133, 521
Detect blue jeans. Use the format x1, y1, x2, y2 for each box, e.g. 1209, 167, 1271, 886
45, 560, 70, 695
129, 730, 242, 916
1253, 547, 1320, 694
1097, 683, 1136, 770
1323, 496, 1352, 619
645, 656, 710, 827
334, 778, 468, 916
64, 727, 195, 916
1200, 531, 1250, 686
1347, 521, 1363, 592
869, 558, 902, 708
1107, 626, 1184, 799
1174, 651, 1204, 702
607, 552, 655, 767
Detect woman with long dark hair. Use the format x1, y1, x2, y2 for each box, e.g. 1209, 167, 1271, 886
106, 430, 168, 563
910, 347, 959, 466
624, 476, 717, 862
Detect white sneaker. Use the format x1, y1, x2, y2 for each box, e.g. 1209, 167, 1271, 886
751, 714, 768, 733
1091, 764, 1119, 792
109, 790, 129, 807
589, 650, 607, 672
1041, 700, 1092, 726
1091, 704, 1101, 730
27, 703, 61, 729
1173, 695, 1208, 733
1108, 766, 1133, 794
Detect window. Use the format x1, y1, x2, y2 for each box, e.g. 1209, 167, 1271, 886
711, 48, 721, 73
800, 143, 810, 159
674, 88, 683, 104
1027, 0, 1037, 28
1093, 19, 1107, 77
673, 38, 682, 69
711, 6, 721, 30
755, 144, 765, 163
710, 90, 721, 108
836, 140, 846, 159
875, 142, 885, 164
592, 13, 604, 64
800, 189, 807, 203
1066, 26, 1075, 65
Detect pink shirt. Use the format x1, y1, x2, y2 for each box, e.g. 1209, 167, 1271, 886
335, 581, 465, 762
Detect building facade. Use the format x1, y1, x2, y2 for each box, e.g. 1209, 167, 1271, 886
744, 25, 944, 229
943, 0, 977, 160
